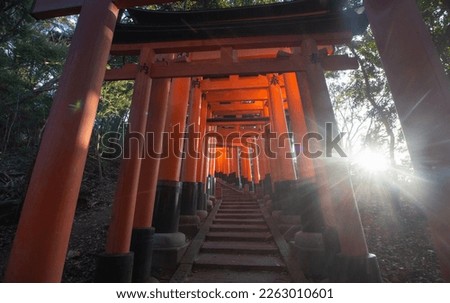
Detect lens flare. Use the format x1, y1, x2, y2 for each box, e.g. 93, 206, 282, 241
353, 150, 389, 173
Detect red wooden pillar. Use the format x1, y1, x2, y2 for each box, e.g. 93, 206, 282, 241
153, 78, 191, 237
209, 147, 216, 176
215, 147, 223, 175
224, 147, 231, 175
207, 136, 217, 197
200, 110, 213, 185
95, 48, 154, 282
196, 100, 208, 177
241, 147, 252, 191
196, 99, 209, 215
105, 49, 154, 248
236, 146, 242, 186
245, 148, 254, 192
252, 140, 261, 185
296, 39, 378, 282
267, 73, 297, 209
180, 80, 202, 222
283, 72, 316, 181
228, 147, 233, 176
262, 103, 277, 193
133, 78, 171, 229
128, 77, 171, 282
232, 146, 241, 187
365, 0, 450, 281
256, 137, 266, 179
202, 139, 212, 197
5, 0, 119, 282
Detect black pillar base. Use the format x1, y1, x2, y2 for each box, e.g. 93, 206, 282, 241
153, 180, 182, 233
249, 181, 255, 192
263, 174, 272, 195
329, 253, 382, 283
196, 183, 207, 211
180, 182, 198, 216
241, 177, 248, 187
206, 175, 215, 195
234, 173, 240, 187
255, 182, 264, 198
294, 231, 328, 280
288, 180, 325, 232
272, 180, 296, 210
94, 253, 134, 283
206, 175, 211, 193
130, 227, 155, 283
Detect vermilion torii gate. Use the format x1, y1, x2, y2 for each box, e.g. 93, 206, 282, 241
4, 0, 450, 282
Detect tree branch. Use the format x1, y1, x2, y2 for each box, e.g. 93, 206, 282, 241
349, 43, 397, 165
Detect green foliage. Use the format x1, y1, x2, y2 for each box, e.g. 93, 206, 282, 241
0, 1, 69, 153
329, 0, 448, 168
328, 29, 405, 166
87, 81, 133, 178
96, 80, 132, 141
142, 0, 281, 11
417, 0, 450, 76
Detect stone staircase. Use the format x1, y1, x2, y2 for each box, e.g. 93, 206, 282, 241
184, 185, 291, 282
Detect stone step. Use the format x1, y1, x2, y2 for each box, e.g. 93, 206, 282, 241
215, 213, 262, 219
194, 253, 286, 271
186, 269, 291, 283
213, 218, 266, 225
209, 224, 268, 232
220, 204, 259, 208
222, 200, 256, 203
201, 241, 278, 254
217, 209, 261, 214
220, 203, 258, 207
206, 231, 272, 242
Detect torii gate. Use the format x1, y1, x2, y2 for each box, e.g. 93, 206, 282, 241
4, 0, 450, 283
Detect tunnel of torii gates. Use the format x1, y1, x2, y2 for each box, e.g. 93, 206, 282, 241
3, 0, 450, 283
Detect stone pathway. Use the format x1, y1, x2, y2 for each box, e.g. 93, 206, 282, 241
182, 183, 291, 283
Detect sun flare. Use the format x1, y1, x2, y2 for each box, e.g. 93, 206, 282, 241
353, 150, 389, 173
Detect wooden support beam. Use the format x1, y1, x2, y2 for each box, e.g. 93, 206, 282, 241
190, 46, 334, 61
150, 56, 307, 78
104, 63, 139, 81
201, 76, 270, 91
215, 143, 246, 148
210, 101, 265, 116
105, 55, 348, 83
206, 89, 268, 103
149, 54, 357, 78
190, 48, 292, 61
207, 121, 268, 127
213, 110, 263, 117
210, 129, 262, 138
207, 117, 269, 126
110, 32, 353, 55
